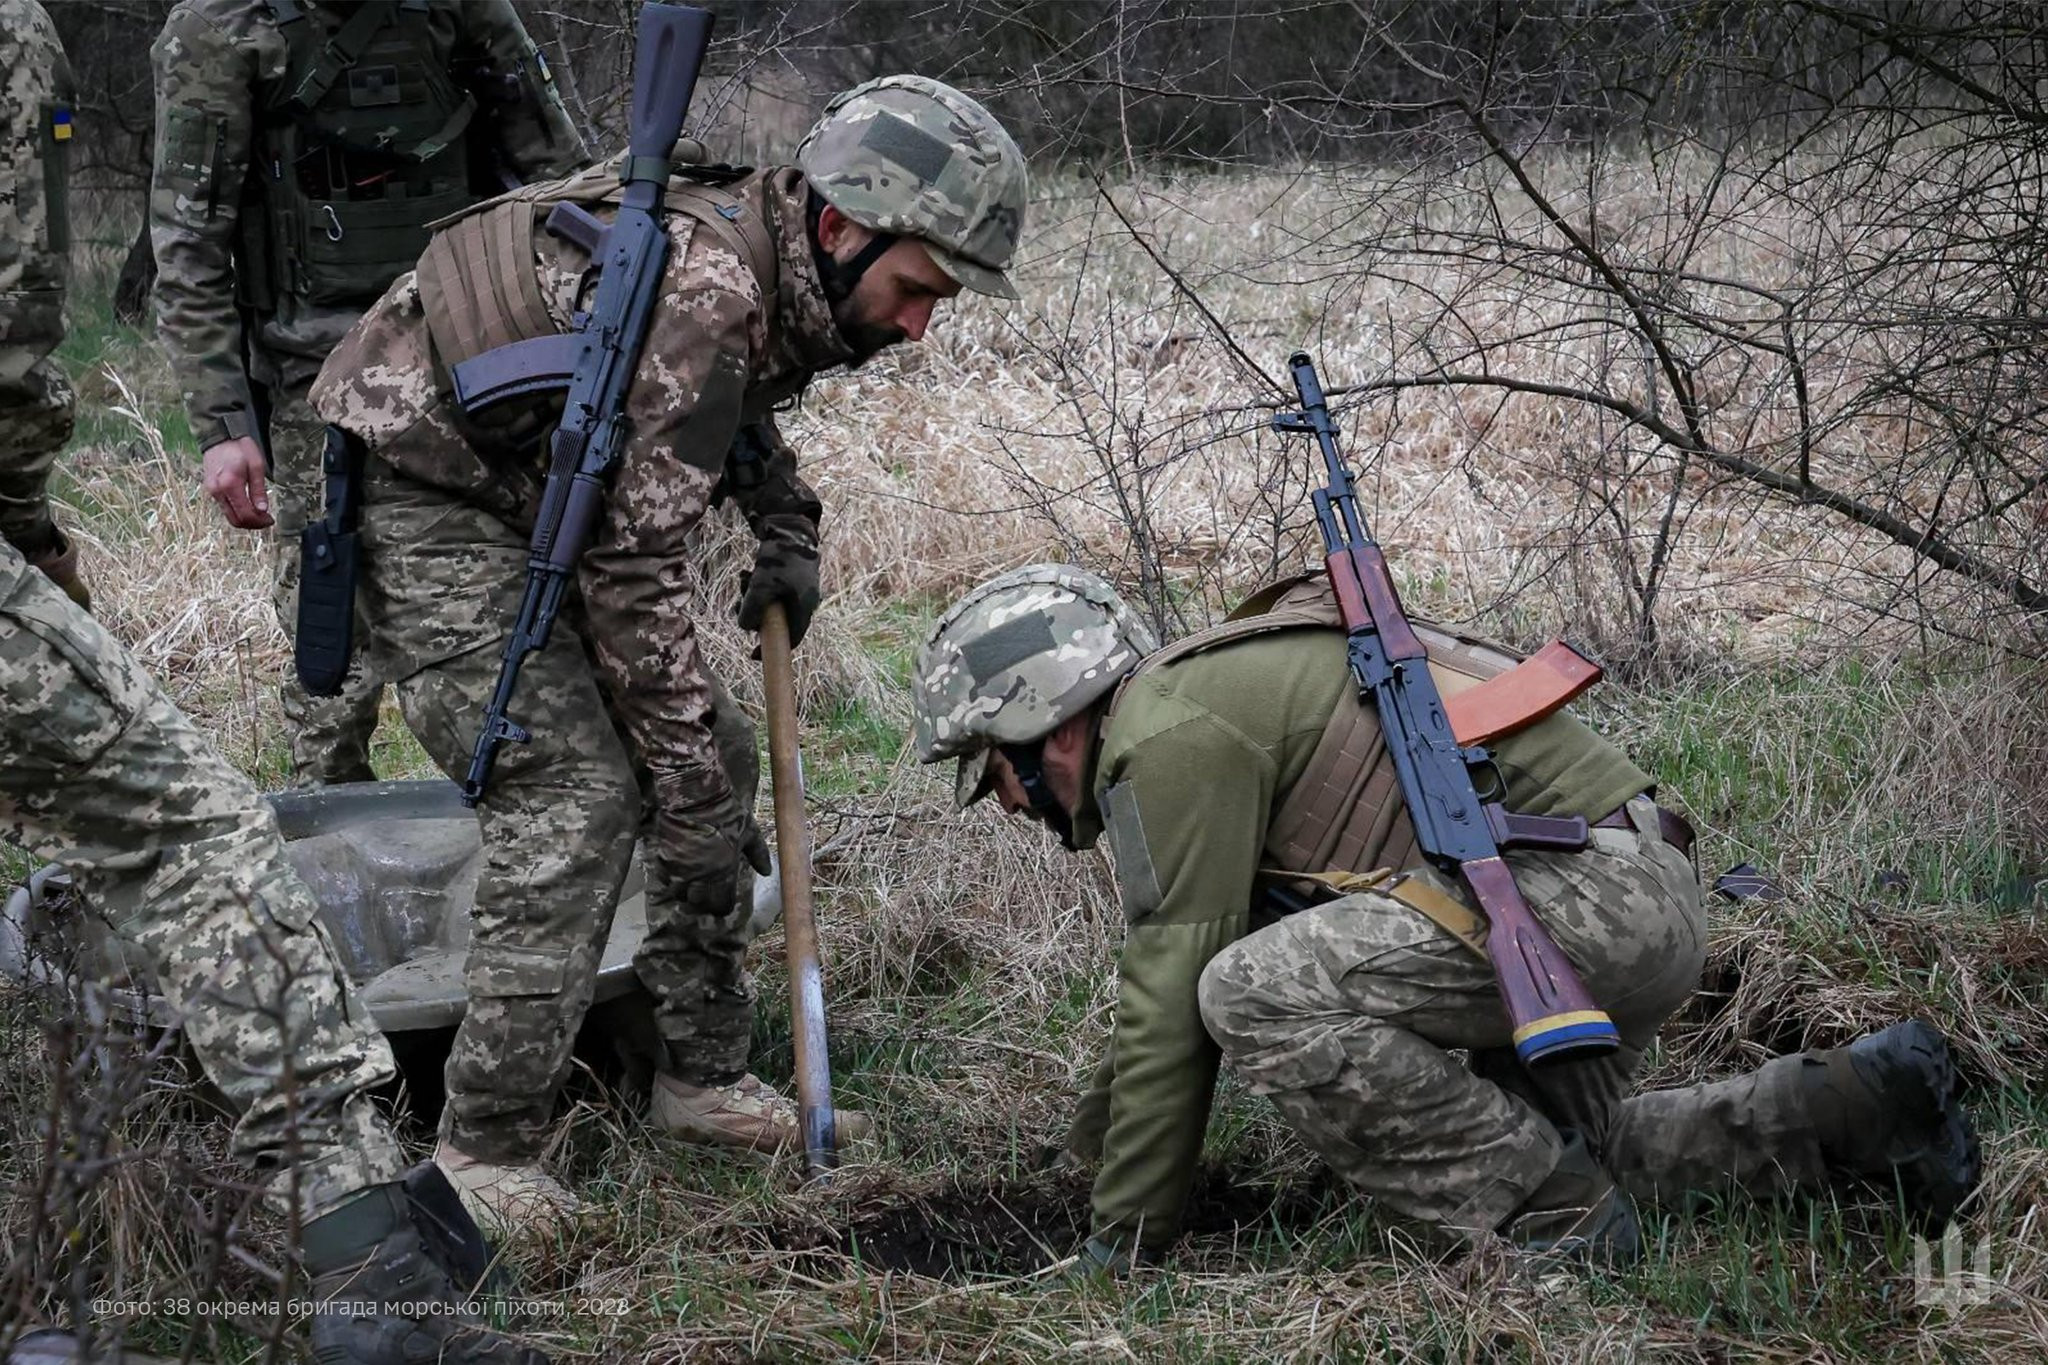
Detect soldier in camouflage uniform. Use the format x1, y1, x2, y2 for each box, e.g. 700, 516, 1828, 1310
912, 565, 1982, 1270
3, 7, 545, 1359
311, 75, 1029, 1227
0, 0, 88, 611
149, 0, 588, 786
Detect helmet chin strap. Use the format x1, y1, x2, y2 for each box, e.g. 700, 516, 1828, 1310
999, 741, 1078, 850
807, 188, 898, 306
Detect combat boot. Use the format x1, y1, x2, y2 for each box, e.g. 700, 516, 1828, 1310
1802, 1018, 1981, 1230
434, 1142, 588, 1239
301, 1181, 547, 1365
651, 1071, 873, 1153
1499, 1128, 1642, 1268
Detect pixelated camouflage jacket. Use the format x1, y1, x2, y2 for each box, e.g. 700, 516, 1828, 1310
0, 0, 74, 551
312, 162, 852, 894
149, 0, 587, 449
0, 0, 70, 365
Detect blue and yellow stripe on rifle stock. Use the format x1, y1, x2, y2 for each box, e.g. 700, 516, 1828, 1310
1512, 1009, 1620, 1064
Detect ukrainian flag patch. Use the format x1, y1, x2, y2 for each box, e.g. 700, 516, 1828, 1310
52, 106, 73, 141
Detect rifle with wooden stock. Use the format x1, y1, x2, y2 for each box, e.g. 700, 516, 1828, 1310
1275, 351, 1620, 1065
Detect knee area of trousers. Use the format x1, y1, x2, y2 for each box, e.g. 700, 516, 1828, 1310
1198, 940, 1283, 1052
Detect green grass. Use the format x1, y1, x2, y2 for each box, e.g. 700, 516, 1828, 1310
8, 572, 2045, 1365
50, 251, 194, 462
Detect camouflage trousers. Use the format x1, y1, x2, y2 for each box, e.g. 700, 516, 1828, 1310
1200, 796, 1829, 1243
355, 461, 760, 1163
263, 382, 385, 787
0, 541, 408, 1222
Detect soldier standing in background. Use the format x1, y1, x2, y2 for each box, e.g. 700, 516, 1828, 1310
3, 6, 548, 1360
149, 0, 588, 785
313, 75, 1028, 1229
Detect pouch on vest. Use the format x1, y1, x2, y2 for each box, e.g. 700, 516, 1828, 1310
243, 0, 481, 309
296, 425, 366, 696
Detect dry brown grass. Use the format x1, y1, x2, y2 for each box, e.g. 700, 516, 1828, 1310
4, 158, 2046, 1362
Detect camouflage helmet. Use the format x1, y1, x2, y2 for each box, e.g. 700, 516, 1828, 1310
912, 564, 1157, 809
797, 74, 1028, 301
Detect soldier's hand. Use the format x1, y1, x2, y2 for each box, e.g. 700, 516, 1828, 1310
737, 547, 821, 647
26, 532, 91, 613
741, 819, 773, 876
202, 437, 274, 529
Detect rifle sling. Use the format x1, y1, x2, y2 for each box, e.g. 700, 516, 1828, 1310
1261, 867, 1492, 960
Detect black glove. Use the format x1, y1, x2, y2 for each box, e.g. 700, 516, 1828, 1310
736, 539, 821, 647
740, 817, 773, 876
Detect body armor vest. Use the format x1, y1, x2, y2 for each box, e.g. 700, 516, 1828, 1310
1108, 573, 1526, 882
411, 158, 780, 457
237, 0, 482, 311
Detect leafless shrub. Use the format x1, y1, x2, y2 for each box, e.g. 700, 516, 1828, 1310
1222, 0, 2048, 666
0, 907, 304, 1361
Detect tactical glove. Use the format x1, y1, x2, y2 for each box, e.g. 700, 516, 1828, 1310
741, 816, 773, 876
736, 545, 821, 647
26, 529, 90, 613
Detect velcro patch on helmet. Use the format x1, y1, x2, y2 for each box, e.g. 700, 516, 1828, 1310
860, 110, 955, 184
961, 613, 1057, 680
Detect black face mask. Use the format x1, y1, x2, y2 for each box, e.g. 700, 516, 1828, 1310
1000, 741, 1078, 851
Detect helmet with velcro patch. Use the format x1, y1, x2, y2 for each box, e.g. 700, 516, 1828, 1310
911, 564, 1156, 808
797, 74, 1028, 300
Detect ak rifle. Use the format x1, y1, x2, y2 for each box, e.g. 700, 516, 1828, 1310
1275, 352, 1619, 1065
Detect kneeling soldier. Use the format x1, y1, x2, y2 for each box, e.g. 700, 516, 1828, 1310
911, 564, 1981, 1270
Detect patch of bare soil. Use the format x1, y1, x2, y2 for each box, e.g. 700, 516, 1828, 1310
769, 1170, 1341, 1278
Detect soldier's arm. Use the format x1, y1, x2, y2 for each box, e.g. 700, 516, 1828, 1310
1064, 1039, 1117, 1165
575, 243, 758, 902
726, 416, 823, 544
724, 416, 823, 634
1085, 688, 1273, 1258
148, 4, 261, 450
462, 0, 590, 181
0, 3, 72, 553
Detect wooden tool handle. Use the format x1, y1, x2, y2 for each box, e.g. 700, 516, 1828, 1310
759, 602, 837, 1179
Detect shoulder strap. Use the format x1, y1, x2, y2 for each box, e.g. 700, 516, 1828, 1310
657, 170, 779, 314
275, 0, 400, 114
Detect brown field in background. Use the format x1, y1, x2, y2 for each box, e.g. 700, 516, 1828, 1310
68, 157, 2000, 725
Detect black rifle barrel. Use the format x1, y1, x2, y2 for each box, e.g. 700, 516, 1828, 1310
461, 3, 716, 807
